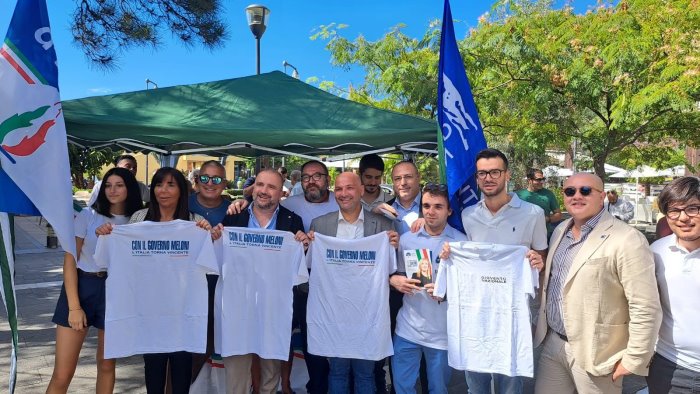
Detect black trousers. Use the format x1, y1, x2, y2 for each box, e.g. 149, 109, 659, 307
294, 286, 330, 394
143, 351, 192, 394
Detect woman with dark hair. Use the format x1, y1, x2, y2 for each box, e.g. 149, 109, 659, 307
97, 167, 220, 393
47, 167, 142, 394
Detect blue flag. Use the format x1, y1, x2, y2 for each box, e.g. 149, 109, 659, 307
437, 0, 488, 231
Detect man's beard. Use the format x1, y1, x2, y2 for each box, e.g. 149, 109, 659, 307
304, 186, 327, 203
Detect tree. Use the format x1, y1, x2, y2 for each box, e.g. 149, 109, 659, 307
313, 0, 700, 178
68, 144, 119, 188
71, 0, 226, 66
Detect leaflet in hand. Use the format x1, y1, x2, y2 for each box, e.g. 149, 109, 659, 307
403, 248, 434, 288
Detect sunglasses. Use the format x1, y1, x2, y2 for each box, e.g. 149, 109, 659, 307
563, 186, 602, 197
198, 175, 224, 185
531, 177, 546, 182
423, 183, 448, 193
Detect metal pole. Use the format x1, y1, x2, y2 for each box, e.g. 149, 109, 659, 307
256, 37, 261, 75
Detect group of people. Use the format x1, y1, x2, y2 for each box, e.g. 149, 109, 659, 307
44, 150, 698, 394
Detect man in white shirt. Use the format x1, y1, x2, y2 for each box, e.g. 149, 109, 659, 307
359, 154, 392, 212
647, 176, 700, 393
390, 183, 467, 393
605, 190, 635, 223
308, 172, 399, 394
442, 148, 546, 394
278, 166, 293, 196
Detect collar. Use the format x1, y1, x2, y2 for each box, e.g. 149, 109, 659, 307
566, 208, 605, 235
417, 223, 460, 240
394, 192, 421, 211
338, 208, 365, 225
476, 192, 522, 211
248, 203, 280, 220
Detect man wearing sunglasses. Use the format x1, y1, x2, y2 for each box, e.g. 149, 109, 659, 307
646, 176, 700, 393
441, 148, 547, 394
534, 173, 661, 394
516, 168, 562, 238
188, 160, 231, 381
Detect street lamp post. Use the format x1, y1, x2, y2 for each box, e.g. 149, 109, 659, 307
245, 4, 270, 75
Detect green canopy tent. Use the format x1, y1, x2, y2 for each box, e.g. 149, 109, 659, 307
63, 71, 437, 161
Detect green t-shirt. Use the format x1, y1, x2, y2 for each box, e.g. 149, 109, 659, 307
515, 188, 560, 233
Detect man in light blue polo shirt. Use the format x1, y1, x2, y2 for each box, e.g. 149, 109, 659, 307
390, 183, 467, 394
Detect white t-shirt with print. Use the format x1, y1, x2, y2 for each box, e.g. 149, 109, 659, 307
94, 220, 218, 359
395, 225, 467, 350
306, 232, 396, 360
214, 228, 307, 360
74, 208, 129, 272
434, 242, 537, 377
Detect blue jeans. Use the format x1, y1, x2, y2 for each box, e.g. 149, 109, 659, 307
466, 371, 522, 394
328, 357, 375, 394
391, 335, 450, 394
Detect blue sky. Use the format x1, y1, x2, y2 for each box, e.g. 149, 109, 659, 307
0, 0, 500, 99
1, 1, 592, 100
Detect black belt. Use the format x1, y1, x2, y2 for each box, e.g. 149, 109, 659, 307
78, 269, 107, 278
550, 327, 568, 342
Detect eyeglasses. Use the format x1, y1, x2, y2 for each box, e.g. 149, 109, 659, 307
666, 205, 700, 220
301, 172, 327, 183
423, 183, 448, 193
475, 169, 505, 180
198, 175, 224, 185
563, 186, 602, 197
531, 177, 546, 182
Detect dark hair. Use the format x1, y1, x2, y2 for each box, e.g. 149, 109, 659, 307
421, 183, 450, 205
91, 167, 143, 217
475, 148, 509, 169
657, 176, 700, 215
300, 160, 329, 175
359, 154, 385, 175
145, 167, 190, 221
526, 168, 542, 179
278, 166, 288, 175
200, 160, 226, 175
114, 154, 137, 167
607, 189, 618, 195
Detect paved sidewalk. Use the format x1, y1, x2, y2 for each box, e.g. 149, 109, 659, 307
0, 216, 647, 393
0, 216, 146, 393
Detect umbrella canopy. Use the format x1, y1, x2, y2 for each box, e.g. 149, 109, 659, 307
609, 165, 665, 179
62, 71, 437, 159
659, 165, 687, 177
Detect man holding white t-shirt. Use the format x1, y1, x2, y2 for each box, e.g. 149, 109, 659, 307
390, 183, 467, 393
441, 148, 547, 394
227, 160, 339, 394
218, 169, 309, 394
308, 172, 399, 394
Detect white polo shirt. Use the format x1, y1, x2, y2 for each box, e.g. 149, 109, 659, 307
460, 193, 547, 251
652, 234, 700, 372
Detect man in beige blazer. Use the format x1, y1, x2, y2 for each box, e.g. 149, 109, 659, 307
533, 173, 661, 394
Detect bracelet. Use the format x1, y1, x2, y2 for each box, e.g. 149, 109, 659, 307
69, 307, 82, 311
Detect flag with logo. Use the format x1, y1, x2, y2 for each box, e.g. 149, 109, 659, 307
437, 0, 488, 231
1, 0, 76, 391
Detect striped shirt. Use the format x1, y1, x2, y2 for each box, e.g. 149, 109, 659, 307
546, 209, 604, 336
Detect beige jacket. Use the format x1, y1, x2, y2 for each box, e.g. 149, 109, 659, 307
534, 210, 661, 376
